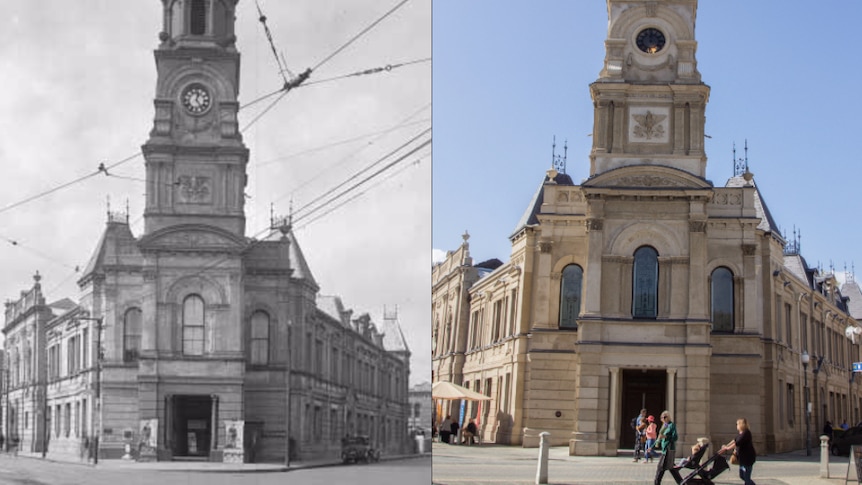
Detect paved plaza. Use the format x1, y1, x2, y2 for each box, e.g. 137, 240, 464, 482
432, 442, 862, 485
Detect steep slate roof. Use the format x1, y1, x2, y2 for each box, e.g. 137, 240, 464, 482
783, 253, 811, 286
379, 313, 410, 353
262, 228, 317, 287
79, 219, 142, 284
511, 172, 575, 237
842, 279, 862, 321
725, 175, 783, 238
317, 295, 349, 326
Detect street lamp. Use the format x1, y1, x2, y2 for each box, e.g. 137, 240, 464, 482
802, 350, 810, 456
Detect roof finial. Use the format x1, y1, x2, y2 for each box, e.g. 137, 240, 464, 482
462, 230, 470, 244
551, 135, 567, 174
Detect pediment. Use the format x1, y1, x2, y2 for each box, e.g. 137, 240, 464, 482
139, 224, 246, 251
583, 166, 711, 190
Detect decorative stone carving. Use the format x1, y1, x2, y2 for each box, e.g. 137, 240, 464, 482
586, 219, 604, 231
556, 191, 569, 203
711, 192, 742, 205
150, 230, 236, 249
689, 221, 707, 233
177, 175, 212, 204
538, 241, 553, 253
742, 244, 757, 256
645, 2, 658, 16
632, 111, 666, 140
604, 175, 686, 188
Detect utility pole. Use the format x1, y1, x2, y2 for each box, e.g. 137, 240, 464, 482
277, 215, 292, 468
77, 315, 103, 464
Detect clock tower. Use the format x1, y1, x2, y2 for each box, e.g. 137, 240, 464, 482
142, 0, 248, 237
590, 0, 709, 180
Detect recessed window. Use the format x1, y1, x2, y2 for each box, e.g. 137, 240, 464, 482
124, 308, 142, 362
559, 264, 583, 329
183, 295, 205, 355
190, 0, 207, 35
250, 311, 270, 365
632, 246, 658, 318
711, 267, 734, 332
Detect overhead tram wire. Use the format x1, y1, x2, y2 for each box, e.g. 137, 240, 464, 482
301, 57, 431, 88
255, 117, 430, 168
290, 127, 431, 215
239, 0, 413, 131
293, 136, 431, 225
0, 151, 142, 217
294, 153, 429, 232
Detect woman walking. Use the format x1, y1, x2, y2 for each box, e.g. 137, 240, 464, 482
719, 417, 757, 485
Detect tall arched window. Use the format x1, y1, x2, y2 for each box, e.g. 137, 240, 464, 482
559, 264, 584, 329
183, 294, 205, 355
124, 308, 142, 362
190, 0, 208, 35
632, 246, 659, 318
250, 311, 270, 365
711, 267, 734, 332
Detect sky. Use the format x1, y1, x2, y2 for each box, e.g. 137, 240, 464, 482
433, 1, 862, 289
0, 1, 431, 384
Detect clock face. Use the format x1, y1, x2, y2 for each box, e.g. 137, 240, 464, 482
181, 84, 212, 115
636, 28, 666, 54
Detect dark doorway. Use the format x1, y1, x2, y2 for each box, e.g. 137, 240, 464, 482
620, 369, 666, 449
172, 395, 212, 458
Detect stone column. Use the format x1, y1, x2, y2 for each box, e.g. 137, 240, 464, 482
607, 367, 620, 441
666, 369, 677, 420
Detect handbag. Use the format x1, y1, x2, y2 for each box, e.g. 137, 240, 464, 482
729, 449, 739, 465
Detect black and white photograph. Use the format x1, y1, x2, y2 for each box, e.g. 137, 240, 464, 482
0, 1, 430, 484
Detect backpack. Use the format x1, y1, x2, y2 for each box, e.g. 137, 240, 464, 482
631, 417, 638, 430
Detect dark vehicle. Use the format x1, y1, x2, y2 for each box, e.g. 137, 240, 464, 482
341, 435, 380, 464
831, 426, 862, 456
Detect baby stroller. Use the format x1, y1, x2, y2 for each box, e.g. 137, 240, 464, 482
669, 444, 730, 485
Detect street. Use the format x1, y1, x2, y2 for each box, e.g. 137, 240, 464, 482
0, 455, 431, 485
432, 441, 857, 485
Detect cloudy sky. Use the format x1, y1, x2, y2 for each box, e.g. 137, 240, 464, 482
433, 0, 862, 291
0, 1, 430, 384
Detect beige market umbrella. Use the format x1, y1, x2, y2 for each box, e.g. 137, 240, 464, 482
432, 381, 491, 401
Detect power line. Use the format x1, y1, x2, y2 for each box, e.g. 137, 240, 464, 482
291, 127, 431, 216
294, 135, 431, 224
295, 154, 428, 232
302, 57, 431, 88
256, 117, 430, 168
0, 151, 141, 217
312, 0, 411, 71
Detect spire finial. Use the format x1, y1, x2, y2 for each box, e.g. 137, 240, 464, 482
551, 135, 567, 174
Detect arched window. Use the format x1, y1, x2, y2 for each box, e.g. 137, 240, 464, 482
124, 308, 142, 362
183, 294, 205, 355
559, 264, 584, 328
632, 246, 659, 318
250, 311, 270, 365
414, 402, 422, 418
190, 0, 207, 35
711, 267, 734, 332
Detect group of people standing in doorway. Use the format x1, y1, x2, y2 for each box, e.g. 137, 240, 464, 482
632, 408, 757, 485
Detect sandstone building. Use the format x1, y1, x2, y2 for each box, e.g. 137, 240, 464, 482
3, 0, 410, 463
432, 0, 862, 455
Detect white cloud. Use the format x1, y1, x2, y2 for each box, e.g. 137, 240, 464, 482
432, 248, 447, 264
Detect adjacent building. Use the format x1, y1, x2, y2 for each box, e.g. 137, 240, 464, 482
2, 0, 410, 463
433, 0, 862, 456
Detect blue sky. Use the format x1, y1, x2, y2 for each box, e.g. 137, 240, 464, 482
433, 0, 862, 282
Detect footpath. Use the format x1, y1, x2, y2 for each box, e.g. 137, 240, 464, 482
7, 449, 427, 473
432, 441, 861, 485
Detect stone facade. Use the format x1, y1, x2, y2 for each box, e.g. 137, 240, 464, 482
433, 0, 862, 456
2, 0, 410, 464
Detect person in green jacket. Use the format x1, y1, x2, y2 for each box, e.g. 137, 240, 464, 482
650, 410, 678, 485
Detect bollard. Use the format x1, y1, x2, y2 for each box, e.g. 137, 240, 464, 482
416, 435, 425, 454
820, 435, 830, 478
122, 443, 132, 461
536, 432, 551, 485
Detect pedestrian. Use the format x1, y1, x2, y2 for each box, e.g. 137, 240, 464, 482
642, 415, 658, 463
823, 421, 833, 442
440, 415, 452, 444
651, 410, 678, 485
463, 418, 477, 445
719, 417, 757, 485
632, 408, 647, 462
450, 418, 461, 445
841, 419, 850, 431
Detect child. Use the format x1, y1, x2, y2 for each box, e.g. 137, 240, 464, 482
643, 415, 658, 463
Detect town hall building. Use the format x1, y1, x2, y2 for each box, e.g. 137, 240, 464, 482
3, 0, 410, 463
433, 0, 862, 456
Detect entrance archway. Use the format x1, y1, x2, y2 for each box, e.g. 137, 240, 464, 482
620, 369, 666, 449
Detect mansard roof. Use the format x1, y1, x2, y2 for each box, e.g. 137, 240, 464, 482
261, 227, 317, 287
511, 171, 575, 237
842, 279, 862, 321
78, 217, 142, 286
725, 175, 783, 239
379, 313, 410, 353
